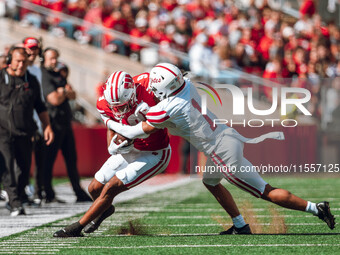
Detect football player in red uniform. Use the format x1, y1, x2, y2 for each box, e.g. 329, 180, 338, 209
54, 71, 171, 237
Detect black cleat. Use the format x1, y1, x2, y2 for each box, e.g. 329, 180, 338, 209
76, 194, 92, 203
84, 205, 115, 233
53, 228, 84, 238
316, 201, 336, 230
220, 224, 252, 235
45, 197, 66, 204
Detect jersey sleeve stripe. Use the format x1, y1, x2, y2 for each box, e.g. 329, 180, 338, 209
146, 111, 167, 116
147, 115, 170, 123
146, 114, 167, 120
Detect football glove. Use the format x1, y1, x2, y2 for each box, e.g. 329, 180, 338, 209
134, 101, 150, 118
108, 135, 133, 155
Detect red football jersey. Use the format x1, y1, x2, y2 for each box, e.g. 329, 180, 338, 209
97, 72, 169, 151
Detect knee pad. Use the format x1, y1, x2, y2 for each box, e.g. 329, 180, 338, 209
202, 177, 222, 187
94, 171, 106, 185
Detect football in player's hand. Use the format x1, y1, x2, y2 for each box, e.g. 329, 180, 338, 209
114, 133, 134, 147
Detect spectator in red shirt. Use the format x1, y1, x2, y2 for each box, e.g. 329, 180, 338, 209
102, 8, 129, 55
20, 0, 45, 28
129, 17, 151, 61
239, 26, 257, 52
81, 0, 104, 48
262, 57, 282, 100
161, 0, 177, 12
299, 0, 316, 18
146, 18, 164, 44
257, 23, 275, 64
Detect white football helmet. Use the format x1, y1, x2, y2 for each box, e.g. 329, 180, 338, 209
149, 63, 184, 101
103, 71, 136, 119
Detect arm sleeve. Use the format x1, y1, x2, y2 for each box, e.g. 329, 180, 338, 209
96, 97, 117, 126
32, 75, 47, 114
100, 112, 113, 127
145, 105, 170, 129
42, 73, 55, 99
41, 69, 67, 98
106, 120, 149, 139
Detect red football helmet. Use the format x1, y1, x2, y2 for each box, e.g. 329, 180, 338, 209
103, 71, 137, 120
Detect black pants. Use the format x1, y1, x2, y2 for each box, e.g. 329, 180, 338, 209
0, 135, 32, 208
43, 124, 83, 200
33, 132, 46, 199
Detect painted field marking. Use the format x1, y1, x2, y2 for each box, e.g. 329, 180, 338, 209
74, 244, 340, 249
143, 215, 340, 219
114, 208, 340, 212
95, 223, 330, 227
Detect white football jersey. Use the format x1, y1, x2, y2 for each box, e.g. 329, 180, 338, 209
146, 78, 226, 154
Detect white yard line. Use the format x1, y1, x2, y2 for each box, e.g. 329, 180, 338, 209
0, 175, 201, 255
72, 244, 340, 249
87, 223, 328, 227
1, 176, 338, 255
111, 207, 340, 212
0, 175, 194, 238
144, 215, 340, 219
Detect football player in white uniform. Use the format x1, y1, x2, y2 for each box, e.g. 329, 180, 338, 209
53, 71, 171, 237
104, 63, 335, 234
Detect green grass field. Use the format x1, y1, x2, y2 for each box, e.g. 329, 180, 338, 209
1, 176, 339, 254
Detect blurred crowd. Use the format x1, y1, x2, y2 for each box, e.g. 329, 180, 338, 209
2, 0, 340, 124
2, 1, 337, 68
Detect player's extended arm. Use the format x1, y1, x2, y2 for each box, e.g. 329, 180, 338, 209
107, 129, 115, 148
106, 120, 157, 140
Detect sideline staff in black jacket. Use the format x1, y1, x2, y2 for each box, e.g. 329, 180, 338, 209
0, 47, 54, 216
41, 48, 91, 203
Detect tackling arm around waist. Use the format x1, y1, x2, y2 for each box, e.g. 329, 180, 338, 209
106, 120, 158, 139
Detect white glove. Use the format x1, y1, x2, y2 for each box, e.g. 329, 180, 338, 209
134, 101, 150, 118
108, 135, 133, 155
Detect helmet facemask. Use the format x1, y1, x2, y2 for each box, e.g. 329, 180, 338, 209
103, 71, 137, 120
110, 92, 136, 120
150, 84, 166, 101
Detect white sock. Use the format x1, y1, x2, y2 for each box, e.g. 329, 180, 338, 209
305, 201, 318, 215
232, 215, 246, 228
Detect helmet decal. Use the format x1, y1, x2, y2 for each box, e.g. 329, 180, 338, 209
149, 63, 184, 101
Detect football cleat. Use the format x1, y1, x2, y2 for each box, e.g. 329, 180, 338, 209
53, 228, 84, 238
76, 193, 92, 203
10, 207, 26, 217
84, 205, 115, 233
45, 197, 66, 204
316, 201, 336, 230
220, 224, 252, 235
